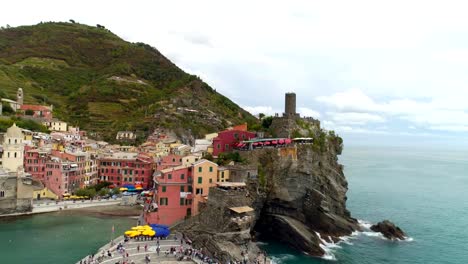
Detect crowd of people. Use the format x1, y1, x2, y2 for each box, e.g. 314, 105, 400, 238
77, 233, 270, 264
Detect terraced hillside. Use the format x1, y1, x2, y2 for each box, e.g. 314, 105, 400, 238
0, 22, 257, 143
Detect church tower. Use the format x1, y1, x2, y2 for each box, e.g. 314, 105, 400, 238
2, 123, 24, 173
17, 88, 23, 106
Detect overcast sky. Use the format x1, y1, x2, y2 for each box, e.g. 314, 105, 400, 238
3, 0, 468, 146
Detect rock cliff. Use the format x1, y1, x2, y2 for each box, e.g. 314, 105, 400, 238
176, 118, 360, 262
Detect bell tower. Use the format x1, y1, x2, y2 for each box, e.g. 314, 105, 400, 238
2, 123, 24, 173
17, 88, 23, 106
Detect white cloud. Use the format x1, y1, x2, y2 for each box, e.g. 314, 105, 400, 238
242, 106, 279, 116
328, 112, 386, 125
317, 89, 468, 133
298, 107, 320, 118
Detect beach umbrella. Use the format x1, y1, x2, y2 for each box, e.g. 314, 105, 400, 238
285, 139, 292, 144
119, 187, 128, 191
272, 140, 278, 144
142, 230, 156, 236
264, 141, 271, 145
278, 139, 285, 144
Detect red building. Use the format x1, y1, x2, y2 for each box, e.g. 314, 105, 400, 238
24, 148, 48, 181
144, 165, 193, 225
212, 129, 256, 157
20, 104, 53, 120
98, 152, 154, 189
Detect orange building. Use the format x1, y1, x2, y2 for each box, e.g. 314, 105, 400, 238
192, 160, 218, 215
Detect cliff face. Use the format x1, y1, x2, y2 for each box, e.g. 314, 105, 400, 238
177, 124, 359, 262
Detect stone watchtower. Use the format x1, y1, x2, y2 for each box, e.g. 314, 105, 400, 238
17, 88, 23, 106
283, 92, 299, 119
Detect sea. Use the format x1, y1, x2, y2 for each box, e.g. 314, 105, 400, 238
263, 145, 468, 264
0, 145, 467, 263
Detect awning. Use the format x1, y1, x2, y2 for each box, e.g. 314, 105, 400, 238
229, 206, 254, 214
264, 141, 271, 145
272, 141, 278, 144
285, 139, 292, 144
278, 139, 285, 144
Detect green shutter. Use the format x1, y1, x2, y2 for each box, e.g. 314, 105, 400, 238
162, 186, 166, 192
198, 177, 202, 184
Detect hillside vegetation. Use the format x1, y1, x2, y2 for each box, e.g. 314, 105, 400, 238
0, 22, 257, 142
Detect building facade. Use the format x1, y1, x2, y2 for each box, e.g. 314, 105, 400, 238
212, 130, 256, 157
98, 153, 154, 189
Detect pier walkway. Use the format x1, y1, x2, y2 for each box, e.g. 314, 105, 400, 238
76, 234, 198, 264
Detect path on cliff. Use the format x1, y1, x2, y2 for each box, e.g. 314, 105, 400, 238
273, 215, 316, 244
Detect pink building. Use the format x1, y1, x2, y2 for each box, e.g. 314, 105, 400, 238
45, 159, 69, 197
156, 154, 182, 170
25, 148, 69, 197
98, 153, 154, 189
212, 130, 256, 157
144, 165, 193, 225
51, 150, 86, 191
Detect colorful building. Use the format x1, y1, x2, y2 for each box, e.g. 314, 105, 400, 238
98, 152, 154, 189
191, 160, 218, 215
212, 129, 256, 157
217, 166, 230, 183
144, 165, 193, 225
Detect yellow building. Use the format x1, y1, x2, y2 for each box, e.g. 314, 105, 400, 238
182, 155, 201, 166
217, 167, 230, 183
43, 120, 68, 132
192, 159, 218, 215
34, 187, 59, 200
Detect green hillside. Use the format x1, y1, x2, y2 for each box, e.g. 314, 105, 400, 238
0, 22, 257, 142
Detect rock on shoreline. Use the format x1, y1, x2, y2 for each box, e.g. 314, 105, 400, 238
370, 220, 407, 240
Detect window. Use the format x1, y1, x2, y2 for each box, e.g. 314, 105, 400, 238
180, 186, 185, 192
198, 177, 202, 184
185, 199, 192, 205
14, 152, 17, 158
196, 188, 203, 195
180, 198, 185, 206
209, 166, 213, 172
209, 179, 213, 183
234, 133, 239, 139
0, 191, 4, 197
124, 178, 127, 182
162, 186, 166, 192
181, 173, 185, 180
188, 186, 193, 192
217, 144, 220, 149
222, 172, 225, 178
225, 144, 229, 150
198, 167, 202, 173
168, 174, 172, 179
160, 198, 168, 206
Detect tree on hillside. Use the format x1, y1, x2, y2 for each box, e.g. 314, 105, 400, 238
25, 109, 34, 116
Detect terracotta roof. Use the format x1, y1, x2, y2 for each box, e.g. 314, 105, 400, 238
20, 104, 51, 111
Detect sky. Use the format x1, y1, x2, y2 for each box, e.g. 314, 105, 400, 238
3, 0, 468, 146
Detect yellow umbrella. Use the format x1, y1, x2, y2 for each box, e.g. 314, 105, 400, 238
119, 187, 128, 191
142, 230, 156, 236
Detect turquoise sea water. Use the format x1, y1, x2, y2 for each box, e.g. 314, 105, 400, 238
263, 146, 468, 264
0, 211, 134, 263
